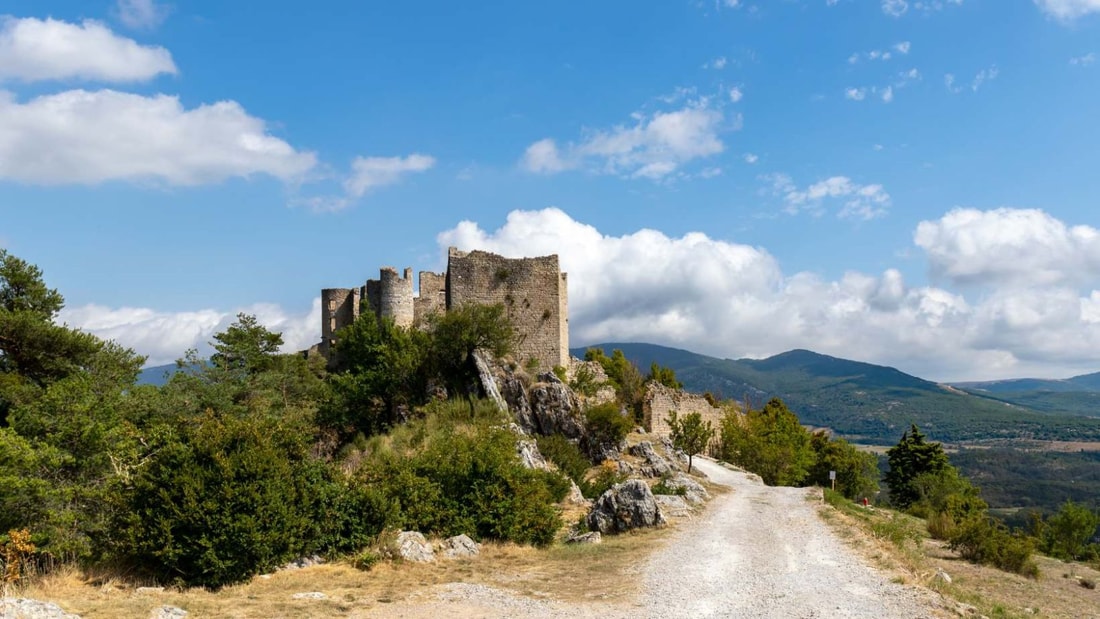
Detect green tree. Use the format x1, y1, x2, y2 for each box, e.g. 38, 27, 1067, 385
210, 313, 283, 375
1041, 500, 1100, 561
425, 303, 515, 395
584, 348, 645, 419
807, 432, 880, 501
647, 362, 682, 390
884, 424, 950, 510
666, 410, 714, 473
718, 397, 814, 486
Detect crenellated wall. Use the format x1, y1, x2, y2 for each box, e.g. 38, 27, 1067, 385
320, 287, 360, 358
414, 271, 447, 323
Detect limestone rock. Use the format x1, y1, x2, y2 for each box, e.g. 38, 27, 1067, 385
933, 569, 952, 585
654, 494, 691, 519
529, 381, 585, 439
0, 599, 81, 619
395, 531, 435, 563
663, 473, 709, 505
566, 531, 602, 545
516, 439, 549, 470
565, 480, 589, 505
149, 606, 187, 619
472, 349, 508, 413
290, 592, 327, 600
586, 480, 666, 534
280, 554, 324, 571
135, 587, 164, 594
440, 534, 481, 559
628, 441, 677, 478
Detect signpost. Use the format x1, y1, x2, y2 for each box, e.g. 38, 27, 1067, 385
829, 470, 836, 492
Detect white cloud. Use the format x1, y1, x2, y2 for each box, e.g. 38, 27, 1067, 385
60, 299, 322, 366
437, 207, 1100, 381
116, 0, 169, 30
728, 86, 743, 102
344, 154, 435, 198
0, 16, 176, 82
894, 41, 912, 54
944, 66, 997, 93
704, 56, 728, 70
844, 87, 867, 100
743, 153, 758, 164
521, 100, 727, 180
881, 85, 894, 102
0, 89, 316, 185
1070, 52, 1096, 66
766, 174, 891, 220
1035, 0, 1100, 20
882, 0, 909, 16
914, 208, 1100, 287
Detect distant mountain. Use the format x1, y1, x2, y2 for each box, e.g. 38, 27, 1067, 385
137, 363, 178, 387
949, 371, 1100, 418
573, 342, 1100, 444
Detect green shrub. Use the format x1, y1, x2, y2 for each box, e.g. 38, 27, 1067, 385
652, 475, 687, 497
536, 434, 592, 486
949, 517, 1039, 578
583, 402, 633, 457
583, 461, 628, 500
113, 413, 339, 588
362, 414, 565, 547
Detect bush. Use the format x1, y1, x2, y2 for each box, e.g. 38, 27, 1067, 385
361, 412, 565, 547
949, 517, 1039, 578
112, 413, 341, 588
536, 434, 592, 487
583, 402, 632, 457
583, 460, 628, 500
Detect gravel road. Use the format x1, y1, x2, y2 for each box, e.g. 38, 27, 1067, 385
633, 457, 938, 618
380, 456, 941, 618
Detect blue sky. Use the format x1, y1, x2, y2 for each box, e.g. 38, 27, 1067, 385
1, 0, 1099, 381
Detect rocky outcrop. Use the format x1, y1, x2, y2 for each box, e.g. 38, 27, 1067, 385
528, 374, 585, 439
472, 350, 509, 413
587, 480, 666, 534
440, 534, 481, 559
395, 531, 435, 563
662, 473, 709, 505
566, 531, 602, 545
628, 441, 679, 478
653, 494, 691, 519
516, 439, 549, 470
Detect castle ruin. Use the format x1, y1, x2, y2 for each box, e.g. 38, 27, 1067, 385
321, 248, 568, 373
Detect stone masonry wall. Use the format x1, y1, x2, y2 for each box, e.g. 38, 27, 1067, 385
446, 248, 568, 373
414, 271, 447, 323
321, 287, 360, 357
643, 382, 726, 451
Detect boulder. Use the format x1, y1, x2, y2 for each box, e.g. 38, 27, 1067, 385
566, 531, 602, 545
564, 480, 589, 505
516, 439, 549, 470
653, 494, 691, 518
149, 607, 187, 619
662, 473, 709, 505
395, 531, 435, 563
280, 554, 324, 571
586, 480, 666, 534
628, 441, 677, 478
0, 599, 81, 619
440, 534, 481, 559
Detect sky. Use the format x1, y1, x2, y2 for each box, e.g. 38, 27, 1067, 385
1, 0, 1099, 382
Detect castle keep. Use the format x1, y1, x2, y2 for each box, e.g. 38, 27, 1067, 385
321, 248, 569, 373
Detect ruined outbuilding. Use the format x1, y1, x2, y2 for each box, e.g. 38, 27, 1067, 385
320, 247, 568, 373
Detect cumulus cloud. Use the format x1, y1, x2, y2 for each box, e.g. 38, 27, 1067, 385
0, 16, 176, 82
1070, 52, 1096, 66
436, 207, 1100, 381
60, 299, 322, 366
766, 174, 891, 220
0, 89, 316, 185
116, 0, 169, 30
520, 100, 727, 180
1035, 0, 1100, 20
344, 154, 435, 198
883, 0, 964, 16
914, 208, 1100, 287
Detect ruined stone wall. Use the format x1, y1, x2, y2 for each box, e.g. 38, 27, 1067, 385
414, 271, 447, 323
446, 248, 568, 373
643, 382, 727, 451
320, 287, 360, 357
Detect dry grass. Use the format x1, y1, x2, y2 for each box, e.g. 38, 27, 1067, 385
819, 495, 1100, 619
10, 526, 671, 618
